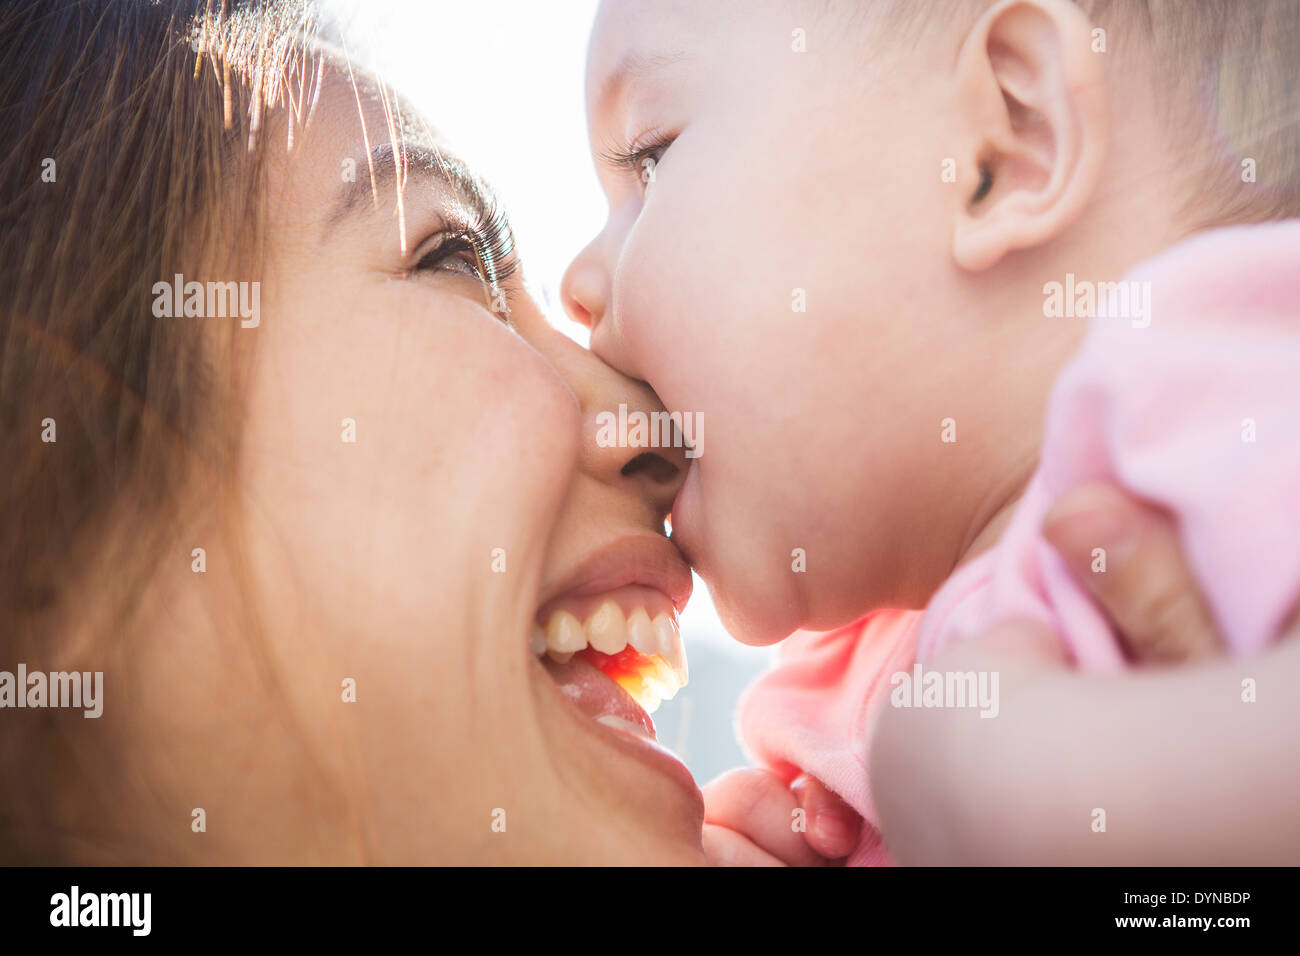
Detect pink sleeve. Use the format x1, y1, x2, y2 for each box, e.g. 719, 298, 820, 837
920, 219, 1300, 665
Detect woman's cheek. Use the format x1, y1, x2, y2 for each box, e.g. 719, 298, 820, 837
480, 334, 582, 516
513, 358, 582, 486
424, 296, 579, 462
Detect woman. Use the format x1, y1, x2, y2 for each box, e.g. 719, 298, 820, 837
0, 0, 703, 864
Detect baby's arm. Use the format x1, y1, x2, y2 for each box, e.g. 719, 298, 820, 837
871, 487, 1300, 865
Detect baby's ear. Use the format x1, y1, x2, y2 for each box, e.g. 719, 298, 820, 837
950, 0, 1108, 271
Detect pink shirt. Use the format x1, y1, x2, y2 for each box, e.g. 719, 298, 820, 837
737, 220, 1300, 865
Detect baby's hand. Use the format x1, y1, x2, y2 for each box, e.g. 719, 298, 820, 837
701, 767, 861, 866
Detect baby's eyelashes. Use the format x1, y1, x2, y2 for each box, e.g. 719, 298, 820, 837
599, 129, 676, 193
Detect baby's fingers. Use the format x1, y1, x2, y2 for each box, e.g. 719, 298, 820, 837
790, 774, 861, 860
702, 768, 827, 867
701, 824, 786, 866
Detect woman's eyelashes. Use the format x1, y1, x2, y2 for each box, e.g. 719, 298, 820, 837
410, 202, 520, 317
413, 234, 487, 280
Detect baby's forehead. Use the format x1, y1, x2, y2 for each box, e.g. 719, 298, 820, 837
588, 0, 675, 60
585, 0, 697, 108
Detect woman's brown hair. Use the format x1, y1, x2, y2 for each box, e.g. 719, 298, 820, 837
0, 0, 338, 862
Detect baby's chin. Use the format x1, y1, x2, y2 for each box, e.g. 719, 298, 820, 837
706, 573, 805, 647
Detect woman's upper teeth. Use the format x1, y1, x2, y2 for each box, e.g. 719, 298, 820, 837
532, 598, 688, 684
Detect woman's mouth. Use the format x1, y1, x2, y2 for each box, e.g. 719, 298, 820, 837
527, 531, 704, 818
533, 584, 687, 719
531, 535, 693, 734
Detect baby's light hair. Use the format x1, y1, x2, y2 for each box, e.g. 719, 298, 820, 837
862, 0, 1300, 228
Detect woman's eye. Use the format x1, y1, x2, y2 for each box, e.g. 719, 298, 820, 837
414, 236, 485, 282
408, 227, 519, 325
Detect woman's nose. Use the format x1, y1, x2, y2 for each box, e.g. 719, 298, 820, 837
581, 372, 689, 521
538, 320, 688, 522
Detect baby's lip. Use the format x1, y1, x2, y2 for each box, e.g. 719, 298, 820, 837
667, 459, 699, 564
670, 461, 692, 525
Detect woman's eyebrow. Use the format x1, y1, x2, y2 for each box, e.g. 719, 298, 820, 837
322, 142, 497, 242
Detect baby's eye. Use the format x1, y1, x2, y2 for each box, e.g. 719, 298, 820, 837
604, 131, 677, 191
635, 141, 673, 186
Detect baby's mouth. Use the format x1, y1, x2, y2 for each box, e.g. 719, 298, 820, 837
532, 584, 688, 732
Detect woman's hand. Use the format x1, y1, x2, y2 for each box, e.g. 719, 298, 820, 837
871, 483, 1300, 865
1042, 482, 1223, 663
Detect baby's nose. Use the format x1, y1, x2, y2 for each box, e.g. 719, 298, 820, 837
560, 240, 608, 331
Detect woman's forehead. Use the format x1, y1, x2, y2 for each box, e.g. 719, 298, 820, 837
264, 70, 429, 206
263, 70, 502, 257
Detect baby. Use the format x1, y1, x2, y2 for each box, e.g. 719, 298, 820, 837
561, 0, 1300, 864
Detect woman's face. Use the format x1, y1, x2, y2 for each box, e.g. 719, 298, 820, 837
148, 71, 705, 863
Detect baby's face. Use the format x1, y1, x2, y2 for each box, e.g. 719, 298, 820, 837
565, 0, 1037, 643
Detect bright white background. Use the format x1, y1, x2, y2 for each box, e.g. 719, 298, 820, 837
330, 0, 773, 781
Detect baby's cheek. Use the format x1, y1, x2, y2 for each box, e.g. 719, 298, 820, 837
620, 217, 720, 358
606, 241, 685, 387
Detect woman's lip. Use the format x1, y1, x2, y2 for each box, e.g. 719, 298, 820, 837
533, 655, 702, 812
542, 534, 693, 615
589, 714, 702, 814
540, 654, 656, 737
